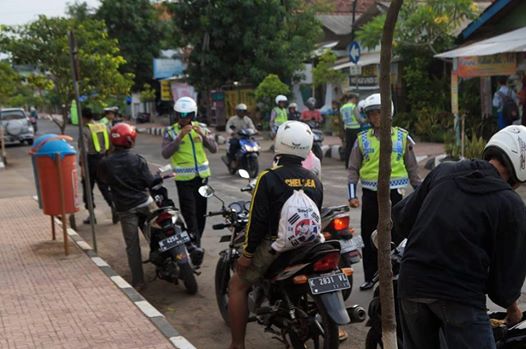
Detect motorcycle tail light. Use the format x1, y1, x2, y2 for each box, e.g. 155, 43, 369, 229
313, 252, 340, 272
292, 275, 308, 285
331, 216, 349, 231
156, 212, 172, 225
341, 267, 353, 277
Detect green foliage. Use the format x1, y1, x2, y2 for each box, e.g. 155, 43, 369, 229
413, 107, 453, 142
0, 62, 20, 106
444, 131, 486, 159
255, 74, 290, 112
312, 50, 345, 87
140, 83, 156, 102
0, 16, 134, 132
169, 0, 323, 91
96, 0, 164, 90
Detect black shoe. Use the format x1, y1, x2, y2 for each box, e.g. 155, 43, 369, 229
111, 207, 119, 224
190, 247, 205, 267
359, 281, 374, 291
83, 216, 97, 225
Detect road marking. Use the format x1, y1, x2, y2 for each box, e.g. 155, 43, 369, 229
76, 240, 92, 250
135, 300, 164, 318
170, 336, 197, 349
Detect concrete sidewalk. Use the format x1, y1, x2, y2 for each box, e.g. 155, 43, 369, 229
0, 196, 190, 349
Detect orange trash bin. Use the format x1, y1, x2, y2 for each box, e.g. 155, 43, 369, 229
34, 138, 79, 216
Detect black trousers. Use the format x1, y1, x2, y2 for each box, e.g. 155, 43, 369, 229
175, 177, 208, 247
227, 138, 241, 162
361, 188, 402, 282
344, 128, 360, 168
82, 154, 113, 210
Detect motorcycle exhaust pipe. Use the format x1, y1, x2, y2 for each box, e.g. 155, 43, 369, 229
347, 305, 366, 323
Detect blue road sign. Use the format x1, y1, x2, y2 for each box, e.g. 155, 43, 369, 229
348, 41, 361, 64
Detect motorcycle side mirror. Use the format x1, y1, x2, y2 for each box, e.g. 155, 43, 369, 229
238, 169, 250, 179
198, 185, 215, 198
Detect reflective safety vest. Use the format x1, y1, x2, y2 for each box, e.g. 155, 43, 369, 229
357, 127, 409, 191
87, 122, 110, 153
167, 122, 211, 181
340, 102, 360, 129
273, 107, 288, 125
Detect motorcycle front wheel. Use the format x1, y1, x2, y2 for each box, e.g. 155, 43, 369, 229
244, 156, 259, 178
215, 253, 232, 325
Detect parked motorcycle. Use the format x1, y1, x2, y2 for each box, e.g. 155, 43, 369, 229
142, 166, 203, 295
305, 121, 324, 162
199, 178, 366, 349
321, 205, 363, 301
222, 128, 260, 178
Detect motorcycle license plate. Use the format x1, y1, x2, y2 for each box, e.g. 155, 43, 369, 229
309, 272, 350, 295
340, 235, 364, 253
158, 231, 191, 252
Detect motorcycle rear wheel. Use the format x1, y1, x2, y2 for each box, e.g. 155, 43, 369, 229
215, 254, 232, 325
179, 263, 198, 295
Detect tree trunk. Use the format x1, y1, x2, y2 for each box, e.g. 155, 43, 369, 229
377, 1, 403, 349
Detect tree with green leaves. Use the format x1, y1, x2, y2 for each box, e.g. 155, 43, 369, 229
0, 62, 21, 107
255, 74, 290, 114
357, 0, 477, 113
96, 0, 164, 90
169, 0, 323, 92
0, 16, 134, 133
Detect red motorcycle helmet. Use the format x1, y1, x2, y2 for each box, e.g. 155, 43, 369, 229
110, 123, 137, 148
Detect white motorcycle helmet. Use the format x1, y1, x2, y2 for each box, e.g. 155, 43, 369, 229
174, 96, 197, 119
357, 100, 366, 113
483, 125, 526, 185
363, 93, 394, 117
288, 102, 298, 109
236, 103, 248, 111
275, 95, 288, 105
274, 121, 313, 160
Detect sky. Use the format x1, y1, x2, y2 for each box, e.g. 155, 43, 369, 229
0, 0, 100, 26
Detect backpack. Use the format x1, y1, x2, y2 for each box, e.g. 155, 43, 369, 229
271, 188, 324, 253
498, 91, 519, 124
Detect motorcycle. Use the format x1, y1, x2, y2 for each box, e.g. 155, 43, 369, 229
305, 121, 324, 162
321, 205, 363, 301
365, 233, 526, 349
142, 166, 203, 295
199, 177, 366, 349
222, 128, 260, 178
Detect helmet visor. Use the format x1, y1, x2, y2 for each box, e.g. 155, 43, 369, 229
176, 111, 195, 119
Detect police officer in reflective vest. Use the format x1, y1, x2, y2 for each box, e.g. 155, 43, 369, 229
269, 95, 289, 138
347, 93, 421, 291
80, 107, 117, 224
162, 97, 217, 251
340, 93, 362, 169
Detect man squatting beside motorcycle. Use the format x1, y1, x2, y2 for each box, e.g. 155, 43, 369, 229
348, 93, 421, 291
225, 103, 257, 164
392, 126, 526, 349
162, 97, 217, 252
98, 123, 160, 290
228, 121, 323, 349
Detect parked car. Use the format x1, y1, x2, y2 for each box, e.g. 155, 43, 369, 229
0, 108, 35, 145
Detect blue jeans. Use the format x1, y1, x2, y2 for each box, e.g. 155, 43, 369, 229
497, 111, 508, 130
400, 298, 495, 349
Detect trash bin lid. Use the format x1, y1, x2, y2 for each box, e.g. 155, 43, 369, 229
34, 138, 76, 158
33, 134, 57, 147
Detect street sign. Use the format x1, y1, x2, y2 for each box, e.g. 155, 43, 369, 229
349, 64, 362, 76
348, 41, 361, 64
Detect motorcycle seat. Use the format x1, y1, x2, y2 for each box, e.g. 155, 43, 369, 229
321, 205, 349, 218
265, 241, 341, 279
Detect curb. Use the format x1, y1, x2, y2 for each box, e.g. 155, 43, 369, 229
137, 127, 166, 137
33, 197, 195, 349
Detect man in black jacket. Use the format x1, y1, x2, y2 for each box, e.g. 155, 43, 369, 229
228, 121, 323, 349
98, 123, 158, 290
393, 126, 526, 349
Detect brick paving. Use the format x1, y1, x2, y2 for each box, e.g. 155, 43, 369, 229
0, 197, 174, 349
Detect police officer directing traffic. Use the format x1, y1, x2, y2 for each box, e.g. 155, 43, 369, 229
347, 93, 421, 291
161, 97, 217, 253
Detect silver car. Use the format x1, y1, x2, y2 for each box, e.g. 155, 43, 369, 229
0, 108, 35, 145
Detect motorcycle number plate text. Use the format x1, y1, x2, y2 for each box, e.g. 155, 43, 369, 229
308, 272, 350, 295
158, 231, 191, 252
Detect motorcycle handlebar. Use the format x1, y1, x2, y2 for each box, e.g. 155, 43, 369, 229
207, 210, 225, 217
240, 186, 253, 193
213, 223, 230, 230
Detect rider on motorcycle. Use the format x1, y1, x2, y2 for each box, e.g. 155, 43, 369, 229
270, 95, 288, 138
228, 121, 323, 349
288, 102, 301, 121
301, 97, 323, 123
225, 103, 256, 163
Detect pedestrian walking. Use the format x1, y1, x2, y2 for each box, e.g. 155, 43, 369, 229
161, 97, 217, 253
393, 125, 526, 349
98, 123, 158, 290
79, 107, 117, 224
493, 76, 519, 129
347, 93, 421, 291
340, 94, 361, 168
